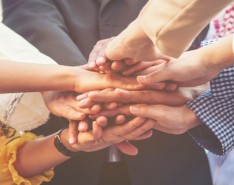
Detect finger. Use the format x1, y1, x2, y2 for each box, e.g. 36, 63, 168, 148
115, 115, 126, 125
164, 82, 178, 91
96, 116, 108, 128
88, 48, 100, 70
88, 90, 119, 103
111, 117, 146, 136
78, 120, 89, 132
116, 141, 138, 156
130, 104, 158, 120
76, 93, 88, 101
90, 104, 102, 114
133, 130, 153, 140
92, 121, 103, 139
96, 56, 107, 66
88, 40, 109, 69
78, 97, 95, 108
88, 88, 133, 103
61, 106, 86, 121
137, 63, 171, 87
153, 122, 186, 135
103, 102, 118, 110
135, 60, 166, 75
123, 119, 154, 140
88, 105, 131, 119
68, 121, 78, 144
111, 60, 125, 72
122, 62, 155, 76
137, 74, 167, 90
124, 59, 140, 65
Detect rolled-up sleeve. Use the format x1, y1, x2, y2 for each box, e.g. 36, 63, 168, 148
138, 0, 232, 57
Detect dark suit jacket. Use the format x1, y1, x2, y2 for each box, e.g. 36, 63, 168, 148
3, 0, 212, 185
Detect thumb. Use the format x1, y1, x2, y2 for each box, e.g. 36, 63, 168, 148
116, 141, 138, 156
130, 104, 158, 120
137, 69, 171, 86
105, 40, 124, 61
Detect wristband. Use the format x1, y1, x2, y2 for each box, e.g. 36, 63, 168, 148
54, 128, 81, 157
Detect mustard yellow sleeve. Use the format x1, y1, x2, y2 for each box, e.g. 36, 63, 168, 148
0, 132, 54, 185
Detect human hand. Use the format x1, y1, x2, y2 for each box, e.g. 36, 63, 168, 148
105, 20, 169, 62
41, 91, 101, 120
74, 67, 143, 93
86, 103, 202, 135
129, 104, 202, 135
136, 50, 223, 88
62, 117, 154, 156
87, 38, 144, 74
76, 85, 208, 109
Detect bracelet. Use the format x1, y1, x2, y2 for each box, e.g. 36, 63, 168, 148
54, 128, 81, 157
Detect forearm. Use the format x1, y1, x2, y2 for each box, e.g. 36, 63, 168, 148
0, 60, 76, 93
14, 130, 71, 178
138, 0, 232, 57
199, 35, 234, 70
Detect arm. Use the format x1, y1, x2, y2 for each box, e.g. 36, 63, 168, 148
1, 117, 153, 183
105, 0, 232, 61
137, 35, 234, 87
0, 61, 142, 93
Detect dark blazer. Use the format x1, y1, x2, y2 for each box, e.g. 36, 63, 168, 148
3, 0, 212, 185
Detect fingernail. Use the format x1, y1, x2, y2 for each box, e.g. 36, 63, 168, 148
88, 62, 96, 68
137, 76, 146, 82
76, 94, 87, 101
115, 88, 130, 95
96, 57, 106, 65
69, 137, 76, 144
78, 122, 86, 131
130, 106, 139, 114
78, 99, 89, 107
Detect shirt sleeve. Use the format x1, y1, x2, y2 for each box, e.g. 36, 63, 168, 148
0, 132, 54, 185
138, 0, 232, 57
187, 68, 234, 155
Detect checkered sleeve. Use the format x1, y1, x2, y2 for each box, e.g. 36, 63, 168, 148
187, 68, 234, 155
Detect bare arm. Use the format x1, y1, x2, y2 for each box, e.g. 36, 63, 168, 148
0, 61, 142, 93
13, 117, 154, 178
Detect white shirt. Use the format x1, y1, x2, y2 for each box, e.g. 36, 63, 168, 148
0, 23, 56, 131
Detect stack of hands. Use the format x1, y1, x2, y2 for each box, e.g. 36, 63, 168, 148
43, 34, 233, 156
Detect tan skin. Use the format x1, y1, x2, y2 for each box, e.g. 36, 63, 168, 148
0, 59, 152, 180
0, 61, 142, 93
137, 35, 234, 88
14, 117, 154, 178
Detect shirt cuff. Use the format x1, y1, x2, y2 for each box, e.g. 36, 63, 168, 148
210, 67, 234, 98
186, 90, 234, 155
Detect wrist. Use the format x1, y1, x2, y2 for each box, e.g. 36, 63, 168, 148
59, 128, 80, 153
201, 35, 234, 71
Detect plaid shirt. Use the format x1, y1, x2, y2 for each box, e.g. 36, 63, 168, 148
187, 67, 234, 155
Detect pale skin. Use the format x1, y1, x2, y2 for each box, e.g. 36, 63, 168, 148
137, 35, 234, 88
